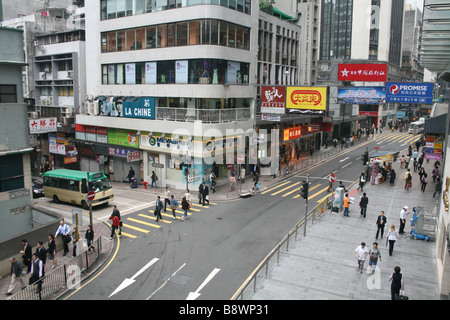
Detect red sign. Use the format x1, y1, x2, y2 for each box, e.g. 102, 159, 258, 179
261, 86, 286, 114
338, 64, 387, 82
87, 191, 95, 201
330, 173, 336, 183
359, 111, 379, 117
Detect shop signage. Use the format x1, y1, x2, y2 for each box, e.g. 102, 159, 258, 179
108, 128, 139, 148
261, 86, 286, 114
338, 64, 387, 82
385, 82, 434, 104
141, 134, 192, 151
176, 60, 188, 84
64, 156, 78, 164
29, 117, 57, 134
127, 151, 140, 162
337, 87, 386, 105
123, 97, 155, 120
424, 134, 443, 161
108, 147, 140, 160
283, 123, 323, 141
286, 87, 327, 115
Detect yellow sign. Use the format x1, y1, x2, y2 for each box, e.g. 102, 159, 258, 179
286, 87, 327, 113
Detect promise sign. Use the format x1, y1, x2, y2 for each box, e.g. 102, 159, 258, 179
286, 87, 327, 115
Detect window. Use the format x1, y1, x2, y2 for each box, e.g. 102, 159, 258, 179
68, 180, 80, 192
107, 31, 117, 52
0, 154, 24, 192
176, 22, 188, 46
0, 85, 17, 103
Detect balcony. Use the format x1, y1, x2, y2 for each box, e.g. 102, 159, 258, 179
156, 107, 252, 123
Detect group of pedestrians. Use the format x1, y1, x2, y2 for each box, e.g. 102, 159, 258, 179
152, 187, 195, 222
6, 219, 95, 297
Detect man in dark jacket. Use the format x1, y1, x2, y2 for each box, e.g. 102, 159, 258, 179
375, 211, 387, 239
201, 182, 209, 206
359, 193, 369, 219
20, 239, 32, 274
6, 257, 25, 296
35, 241, 47, 266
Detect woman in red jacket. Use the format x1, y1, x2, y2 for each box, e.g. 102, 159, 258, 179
109, 215, 120, 240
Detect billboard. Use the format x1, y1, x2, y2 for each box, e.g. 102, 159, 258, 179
337, 87, 386, 105
338, 64, 387, 82
286, 87, 327, 115
261, 86, 286, 114
386, 82, 434, 104
122, 97, 155, 120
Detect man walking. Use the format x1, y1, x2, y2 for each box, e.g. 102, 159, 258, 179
399, 206, 409, 234
55, 219, 71, 256
343, 193, 350, 217
164, 187, 171, 212
29, 253, 44, 295
20, 239, 32, 274
375, 211, 387, 239
404, 169, 412, 191
155, 196, 163, 222
359, 192, 369, 219
201, 182, 210, 206
6, 257, 25, 296
111, 205, 122, 236
355, 242, 369, 274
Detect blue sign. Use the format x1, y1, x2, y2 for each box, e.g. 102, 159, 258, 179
337, 87, 386, 105
123, 97, 155, 119
386, 82, 434, 104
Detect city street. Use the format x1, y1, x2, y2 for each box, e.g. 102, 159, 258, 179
31, 131, 422, 300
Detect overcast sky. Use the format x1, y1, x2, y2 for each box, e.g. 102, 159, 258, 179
406, 0, 424, 10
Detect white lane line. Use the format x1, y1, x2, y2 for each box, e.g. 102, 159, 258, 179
146, 263, 187, 300
186, 268, 221, 300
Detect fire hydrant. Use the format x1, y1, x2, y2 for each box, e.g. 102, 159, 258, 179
143, 181, 148, 189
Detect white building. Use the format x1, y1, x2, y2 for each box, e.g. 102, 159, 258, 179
77, 0, 259, 189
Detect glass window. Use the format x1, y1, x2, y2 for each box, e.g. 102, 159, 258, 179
101, 33, 107, 52
135, 0, 146, 14
146, 26, 156, 48
167, 23, 175, 47
189, 21, 200, 45
136, 62, 146, 84
107, 31, 117, 52
176, 22, 188, 46
117, 30, 125, 51
126, 29, 136, 50
102, 65, 108, 84
228, 23, 236, 48
219, 21, 227, 46
236, 0, 243, 12
229, 0, 236, 10
158, 25, 167, 47
135, 27, 145, 49
126, 0, 133, 15
107, 0, 116, 19
236, 25, 244, 49
116, 0, 126, 17
0, 85, 17, 103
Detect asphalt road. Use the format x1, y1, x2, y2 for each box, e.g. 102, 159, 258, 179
57, 131, 419, 300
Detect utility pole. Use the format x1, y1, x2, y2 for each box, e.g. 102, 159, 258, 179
299, 174, 309, 237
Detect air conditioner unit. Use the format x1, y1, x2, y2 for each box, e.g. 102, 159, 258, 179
49, 96, 53, 104
85, 102, 93, 115
40, 72, 47, 80
44, 67, 50, 72
34, 40, 39, 46
67, 70, 73, 78
28, 111, 39, 119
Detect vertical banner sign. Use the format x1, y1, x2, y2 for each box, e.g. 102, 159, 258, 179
125, 63, 136, 84
145, 62, 157, 84
261, 86, 286, 114
176, 60, 188, 84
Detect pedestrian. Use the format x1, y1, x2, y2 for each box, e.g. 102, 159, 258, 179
111, 205, 122, 236
357, 172, 366, 191
420, 173, 428, 192
253, 172, 260, 191
164, 187, 171, 212
5, 257, 25, 296
126, 166, 135, 184
418, 167, 425, 182
343, 193, 350, 217
327, 173, 335, 192
368, 242, 381, 274
386, 224, 398, 256
390, 169, 396, 186
375, 211, 387, 239
399, 155, 405, 169
47, 234, 57, 269
201, 182, 210, 206
198, 182, 203, 204
85, 225, 94, 253
359, 192, 369, 219
399, 206, 409, 234
418, 155, 424, 170
184, 189, 192, 207
109, 214, 120, 239
338, 181, 348, 192
169, 195, 179, 220
432, 166, 439, 183
35, 241, 47, 267
389, 266, 405, 300
355, 242, 369, 274
404, 169, 412, 190
404, 154, 410, 170
29, 253, 44, 295
72, 229, 78, 257
151, 171, 158, 189
229, 173, 236, 192
413, 157, 418, 172
55, 219, 71, 256
433, 176, 442, 198
181, 196, 190, 221
20, 239, 32, 273
210, 171, 216, 193
154, 196, 163, 222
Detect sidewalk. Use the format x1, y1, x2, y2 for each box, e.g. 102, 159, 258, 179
245, 146, 443, 300
0, 220, 114, 300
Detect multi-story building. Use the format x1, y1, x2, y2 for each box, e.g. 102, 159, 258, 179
317, 0, 406, 138
77, 0, 258, 189
0, 27, 34, 241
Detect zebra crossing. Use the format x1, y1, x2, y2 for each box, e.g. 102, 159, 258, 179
115, 201, 218, 239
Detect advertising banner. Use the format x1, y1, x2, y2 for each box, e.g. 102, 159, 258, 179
145, 62, 157, 84
337, 87, 386, 105
29, 117, 57, 134
261, 86, 286, 114
286, 87, 327, 115
123, 97, 155, 119
107, 128, 139, 148
424, 134, 443, 161
386, 82, 434, 104
338, 64, 387, 82
175, 60, 188, 84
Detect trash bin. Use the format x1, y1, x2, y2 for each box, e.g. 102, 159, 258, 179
332, 187, 345, 212
130, 177, 138, 189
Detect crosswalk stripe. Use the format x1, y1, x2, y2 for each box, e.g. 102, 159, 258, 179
190, 203, 209, 209
127, 217, 161, 229
160, 212, 183, 220
308, 186, 332, 200
122, 223, 150, 233
139, 213, 172, 224
261, 181, 291, 194
292, 183, 322, 199
271, 182, 301, 196
119, 231, 137, 239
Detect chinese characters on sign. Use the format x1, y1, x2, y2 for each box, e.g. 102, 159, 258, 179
29, 117, 57, 134
286, 87, 327, 115
385, 82, 434, 104
424, 134, 443, 161
261, 86, 286, 114
338, 64, 387, 82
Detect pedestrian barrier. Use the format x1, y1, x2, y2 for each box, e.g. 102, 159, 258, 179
231, 195, 333, 300
9, 237, 102, 300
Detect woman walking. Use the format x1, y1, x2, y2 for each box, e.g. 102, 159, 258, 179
47, 234, 57, 269
386, 224, 398, 256
85, 225, 95, 254
181, 196, 190, 221
389, 266, 405, 300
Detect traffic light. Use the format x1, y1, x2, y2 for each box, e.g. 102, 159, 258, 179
299, 181, 309, 200
362, 151, 369, 165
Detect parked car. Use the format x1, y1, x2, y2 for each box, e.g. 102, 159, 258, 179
32, 179, 44, 198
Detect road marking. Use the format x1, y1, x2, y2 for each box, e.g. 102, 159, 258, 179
139, 213, 172, 224
186, 268, 221, 300
146, 263, 187, 300
292, 184, 322, 199
127, 217, 161, 229
271, 182, 301, 196
307, 186, 330, 200
342, 162, 352, 168
109, 258, 159, 298
122, 223, 150, 233
261, 181, 292, 194
339, 157, 349, 162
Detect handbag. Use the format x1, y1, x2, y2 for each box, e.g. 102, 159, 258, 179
395, 290, 408, 300
170, 204, 178, 210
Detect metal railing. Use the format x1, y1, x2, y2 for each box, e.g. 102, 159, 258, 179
231, 196, 332, 300
156, 107, 252, 123
9, 237, 102, 300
